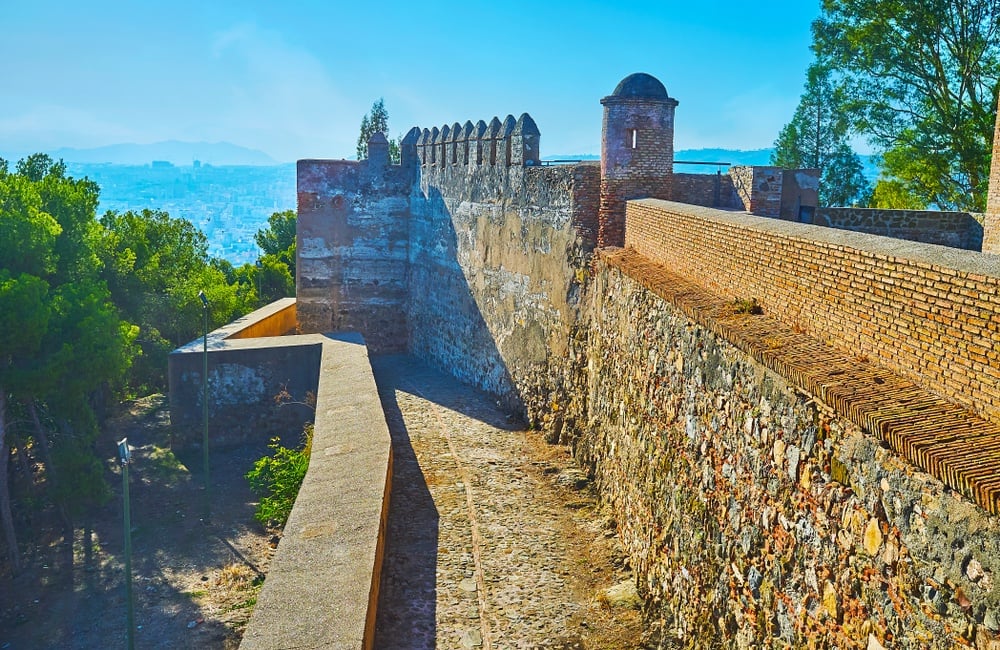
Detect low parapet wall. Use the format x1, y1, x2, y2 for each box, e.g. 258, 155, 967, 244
168, 305, 393, 648
168, 299, 318, 446
239, 332, 392, 650
813, 207, 984, 251
625, 199, 1000, 431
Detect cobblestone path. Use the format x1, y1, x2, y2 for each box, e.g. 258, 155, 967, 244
372, 356, 644, 650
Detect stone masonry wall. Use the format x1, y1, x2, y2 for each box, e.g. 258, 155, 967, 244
408, 162, 593, 423
814, 207, 984, 251
731, 166, 784, 217
670, 172, 741, 210
296, 158, 413, 352
570, 257, 1000, 648
625, 199, 1000, 430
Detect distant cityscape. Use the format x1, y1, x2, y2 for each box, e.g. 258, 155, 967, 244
18, 144, 875, 267
66, 161, 296, 265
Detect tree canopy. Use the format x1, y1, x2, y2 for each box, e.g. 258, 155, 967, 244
98, 208, 245, 393
0, 155, 136, 571
0, 153, 300, 574
772, 61, 871, 206
356, 98, 401, 164
812, 0, 1000, 210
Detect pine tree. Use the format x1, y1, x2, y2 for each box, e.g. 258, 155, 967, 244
772, 62, 871, 206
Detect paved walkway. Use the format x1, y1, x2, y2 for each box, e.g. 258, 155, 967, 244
372, 356, 643, 650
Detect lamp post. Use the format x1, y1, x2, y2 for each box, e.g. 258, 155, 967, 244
255, 257, 263, 307
118, 437, 135, 650
198, 290, 210, 519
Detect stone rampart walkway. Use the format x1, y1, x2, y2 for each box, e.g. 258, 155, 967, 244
371, 356, 643, 649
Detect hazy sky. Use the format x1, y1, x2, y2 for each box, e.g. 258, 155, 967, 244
0, 0, 822, 162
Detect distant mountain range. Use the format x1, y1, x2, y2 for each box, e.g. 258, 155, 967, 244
3, 140, 277, 166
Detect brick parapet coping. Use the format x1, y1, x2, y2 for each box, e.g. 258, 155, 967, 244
625, 199, 1000, 432
603, 247, 1000, 515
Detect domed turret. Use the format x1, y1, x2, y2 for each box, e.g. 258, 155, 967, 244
598, 72, 679, 247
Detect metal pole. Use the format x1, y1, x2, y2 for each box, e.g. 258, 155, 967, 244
119, 438, 135, 650
256, 258, 262, 306
199, 290, 210, 520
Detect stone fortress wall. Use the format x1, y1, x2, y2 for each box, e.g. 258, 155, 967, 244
295, 73, 1000, 647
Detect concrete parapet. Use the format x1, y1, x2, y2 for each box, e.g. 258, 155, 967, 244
239, 332, 392, 650
168, 299, 318, 447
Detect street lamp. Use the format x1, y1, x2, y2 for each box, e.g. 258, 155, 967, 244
118, 437, 135, 650
198, 290, 210, 519
255, 257, 263, 306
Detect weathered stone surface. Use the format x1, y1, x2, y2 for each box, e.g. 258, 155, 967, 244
560, 256, 1000, 648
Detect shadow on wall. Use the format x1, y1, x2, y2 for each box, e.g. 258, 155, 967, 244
407, 184, 527, 422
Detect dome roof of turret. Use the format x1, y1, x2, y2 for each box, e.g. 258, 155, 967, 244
610, 73, 669, 100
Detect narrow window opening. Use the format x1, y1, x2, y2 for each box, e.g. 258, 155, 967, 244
627, 128, 638, 149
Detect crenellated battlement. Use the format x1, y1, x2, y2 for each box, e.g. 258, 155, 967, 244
412, 113, 540, 168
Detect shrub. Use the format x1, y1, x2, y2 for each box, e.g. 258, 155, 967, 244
245, 425, 313, 527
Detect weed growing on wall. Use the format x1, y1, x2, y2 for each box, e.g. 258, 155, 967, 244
245, 424, 313, 527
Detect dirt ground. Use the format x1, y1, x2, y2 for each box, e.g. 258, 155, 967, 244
0, 395, 280, 650
1, 387, 656, 649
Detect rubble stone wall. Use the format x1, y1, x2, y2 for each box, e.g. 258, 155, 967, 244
814, 207, 984, 251
572, 258, 1000, 648
670, 172, 741, 209
408, 162, 595, 422
296, 158, 413, 352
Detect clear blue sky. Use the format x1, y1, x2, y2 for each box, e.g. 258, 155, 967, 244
0, 0, 822, 162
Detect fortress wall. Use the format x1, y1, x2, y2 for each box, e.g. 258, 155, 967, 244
625, 199, 1000, 429
408, 162, 594, 423
296, 159, 413, 352
670, 172, 741, 209
573, 255, 1000, 648
813, 207, 984, 251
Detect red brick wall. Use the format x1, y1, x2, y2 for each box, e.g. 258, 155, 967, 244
625, 199, 1000, 427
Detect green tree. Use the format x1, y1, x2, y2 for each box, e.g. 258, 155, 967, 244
813, 0, 1000, 210
772, 61, 871, 206
356, 98, 401, 164
255, 209, 297, 280
98, 209, 243, 393
869, 177, 927, 210
0, 155, 135, 571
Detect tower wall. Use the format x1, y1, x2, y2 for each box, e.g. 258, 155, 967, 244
983, 92, 1000, 254
597, 73, 678, 248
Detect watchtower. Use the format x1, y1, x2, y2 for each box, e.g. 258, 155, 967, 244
597, 73, 679, 248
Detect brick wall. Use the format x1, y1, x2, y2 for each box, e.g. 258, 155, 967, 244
625, 199, 1000, 428
670, 172, 741, 209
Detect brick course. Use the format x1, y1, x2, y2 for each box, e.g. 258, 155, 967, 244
625, 199, 1000, 430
